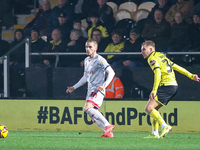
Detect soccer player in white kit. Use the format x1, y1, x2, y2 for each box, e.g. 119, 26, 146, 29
66, 39, 115, 137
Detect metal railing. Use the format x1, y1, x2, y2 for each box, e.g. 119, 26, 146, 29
0, 37, 31, 97
1, 38, 200, 97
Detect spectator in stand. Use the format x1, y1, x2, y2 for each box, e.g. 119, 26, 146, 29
146, 0, 171, 23
142, 9, 170, 51
90, 0, 115, 35
14, 0, 39, 14
42, 29, 67, 67
0, 0, 14, 30
0, 31, 9, 57
91, 28, 110, 52
167, 11, 189, 52
187, 12, 200, 52
165, 0, 194, 25
62, 29, 87, 67
10, 29, 25, 70
0, 30, 10, 92
105, 75, 124, 99
23, 0, 51, 37
73, 0, 85, 20
9, 29, 26, 97
30, 28, 46, 66
46, 11, 72, 42
81, 0, 97, 19
190, 2, 200, 17
123, 28, 146, 68
47, 0, 74, 35
73, 19, 88, 38
104, 29, 124, 68
87, 12, 109, 39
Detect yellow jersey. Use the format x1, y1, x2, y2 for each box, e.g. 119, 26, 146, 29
104, 42, 124, 59
147, 52, 195, 94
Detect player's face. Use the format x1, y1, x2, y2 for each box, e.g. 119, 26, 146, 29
85, 42, 97, 58
141, 45, 153, 59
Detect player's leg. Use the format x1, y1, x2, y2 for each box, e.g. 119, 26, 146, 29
145, 99, 172, 138
84, 102, 114, 137
144, 99, 167, 138
84, 90, 115, 137
145, 99, 166, 126
144, 105, 162, 138
84, 102, 108, 131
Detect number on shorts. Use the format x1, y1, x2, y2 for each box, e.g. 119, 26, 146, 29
90, 92, 97, 99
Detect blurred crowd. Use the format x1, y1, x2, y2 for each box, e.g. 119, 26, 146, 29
0, 0, 200, 97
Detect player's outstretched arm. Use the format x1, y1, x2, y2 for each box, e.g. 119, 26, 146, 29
173, 64, 197, 80
193, 74, 200, 82
66, 86, 75, 93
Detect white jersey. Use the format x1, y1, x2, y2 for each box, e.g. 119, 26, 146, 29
84, 54, 110, 90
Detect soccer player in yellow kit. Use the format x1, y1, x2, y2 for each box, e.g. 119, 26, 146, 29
141, 40, 200, 138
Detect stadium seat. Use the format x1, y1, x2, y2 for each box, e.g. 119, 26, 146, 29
106, 2, 118, 14
114, 9, 133, 22
138, 2, 156, 12
119, 2, 138, 18
133, 9, 150, 22
115, 18, 136, 39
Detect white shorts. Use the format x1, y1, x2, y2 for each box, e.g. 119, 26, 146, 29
86, 88, 105, 109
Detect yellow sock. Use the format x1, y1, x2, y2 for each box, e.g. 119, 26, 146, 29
150, 109, 165, 125
151, 117, 159, 130
151, 117, 159, 135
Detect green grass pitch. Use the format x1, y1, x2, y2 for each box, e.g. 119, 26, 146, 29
1, 131, 200, 150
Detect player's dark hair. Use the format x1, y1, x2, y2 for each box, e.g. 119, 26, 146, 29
141, 40, 155, 48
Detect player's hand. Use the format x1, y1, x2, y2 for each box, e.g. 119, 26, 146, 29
97, 85, 105, 91
149, 93, 156, 100
193, 74, 200, 82
66, 86, 75, 93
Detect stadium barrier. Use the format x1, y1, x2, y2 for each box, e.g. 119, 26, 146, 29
1, 38, 200, 98
0, 99, 200, 133
25, 67, 200, 100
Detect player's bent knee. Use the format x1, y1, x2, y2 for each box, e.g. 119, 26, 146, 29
144, 105, 154, 114
84, 102, 94, 111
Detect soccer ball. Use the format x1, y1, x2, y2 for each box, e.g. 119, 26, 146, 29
0, 124, 9, 138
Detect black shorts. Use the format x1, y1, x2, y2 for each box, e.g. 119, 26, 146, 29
156, 86, 178, 105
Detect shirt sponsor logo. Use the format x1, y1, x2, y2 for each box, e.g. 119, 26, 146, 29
150, 60, 156, 66
85, 71, 94, 74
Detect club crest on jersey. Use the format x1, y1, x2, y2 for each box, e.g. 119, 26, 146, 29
100, 58, 105, 63
150, 60, 156, 66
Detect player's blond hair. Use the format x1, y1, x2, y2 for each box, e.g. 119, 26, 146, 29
141, 40, 155, 49
86, 39, 98, 47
